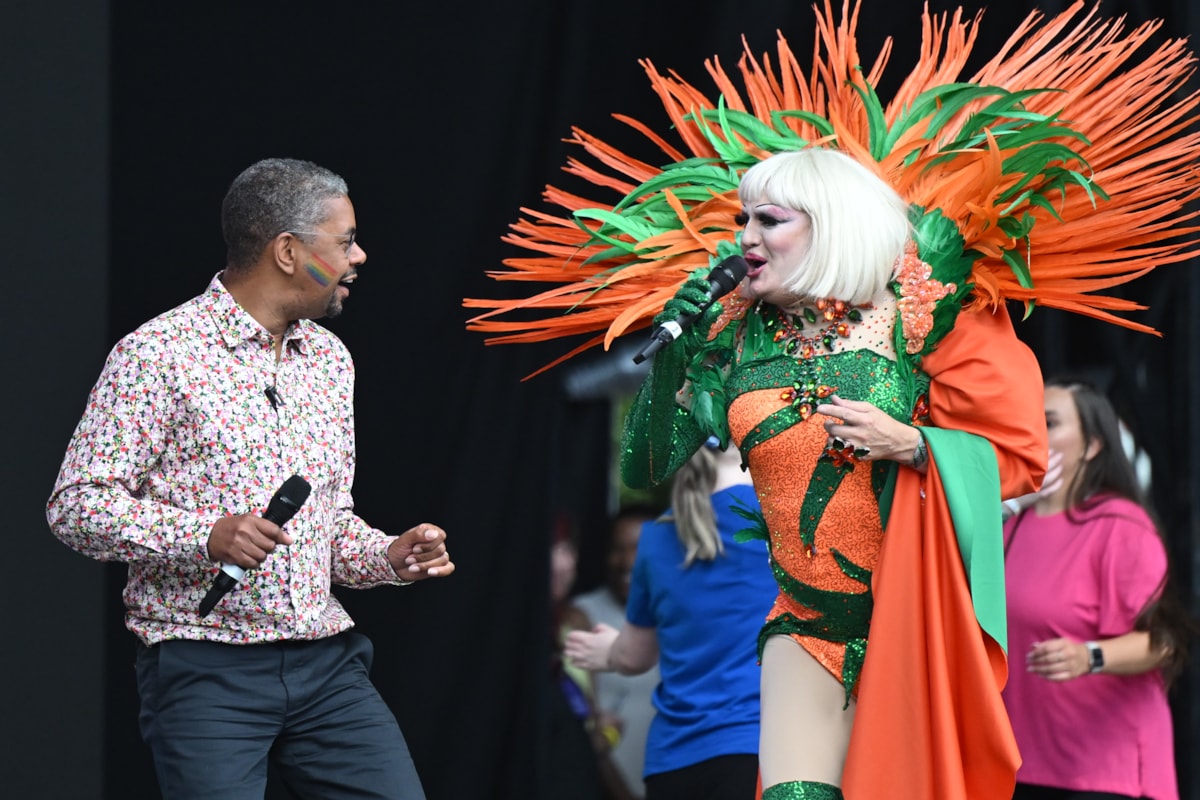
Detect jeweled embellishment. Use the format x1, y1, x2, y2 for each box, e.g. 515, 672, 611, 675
821, 437, 868, 467
775, 299, 869, 359
911, 392, 931, 425
823, 439, 856, 467
709, 293, 753, 341
779, 373, 836, 421
896, 241, 955, 354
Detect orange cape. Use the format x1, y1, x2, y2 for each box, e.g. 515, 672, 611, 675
843, 305, 1045, 799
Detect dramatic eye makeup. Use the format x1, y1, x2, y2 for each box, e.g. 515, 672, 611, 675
737, 201, 805, 230
752, 209, 791, 227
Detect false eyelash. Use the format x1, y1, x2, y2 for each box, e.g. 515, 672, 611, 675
734, 212, 749, 226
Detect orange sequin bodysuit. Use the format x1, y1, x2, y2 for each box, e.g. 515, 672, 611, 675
719, 295, 919, 699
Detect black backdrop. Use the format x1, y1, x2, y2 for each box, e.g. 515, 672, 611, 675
4, 0, 1199, 798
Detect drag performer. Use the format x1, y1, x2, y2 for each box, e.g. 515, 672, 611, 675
466, 2, 1200, 798
619, 145, 1045, 800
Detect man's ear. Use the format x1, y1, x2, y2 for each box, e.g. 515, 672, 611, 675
272, 232, 300, 276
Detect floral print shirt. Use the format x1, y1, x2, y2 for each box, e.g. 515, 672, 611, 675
47, 274, 403, 645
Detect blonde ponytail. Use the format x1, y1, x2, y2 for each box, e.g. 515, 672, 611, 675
670, 446, 722, 566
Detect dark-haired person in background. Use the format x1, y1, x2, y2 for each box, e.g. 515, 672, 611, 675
567, 440, 775, 800
47, 158, 455, 799
1002, 378, 1193, 800
567, 505, 662, 799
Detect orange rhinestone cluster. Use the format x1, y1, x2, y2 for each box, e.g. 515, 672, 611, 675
774, 298, 870, 360
780, 379, 837, 421
896, 242, 956, 354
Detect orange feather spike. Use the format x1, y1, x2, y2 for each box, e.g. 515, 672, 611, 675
465, 0, 1200, 376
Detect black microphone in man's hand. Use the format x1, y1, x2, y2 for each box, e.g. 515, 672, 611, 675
632, 255, 749, 364
197, 475, 311, 617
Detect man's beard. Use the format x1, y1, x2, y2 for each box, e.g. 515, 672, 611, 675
324, 294, 344, 319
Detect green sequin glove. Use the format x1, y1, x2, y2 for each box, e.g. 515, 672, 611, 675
619, 335, 707, 489
652, 271, 725, 356
621, 268, 733, 489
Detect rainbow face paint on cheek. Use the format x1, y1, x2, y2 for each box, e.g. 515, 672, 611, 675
304, 252, 339, 287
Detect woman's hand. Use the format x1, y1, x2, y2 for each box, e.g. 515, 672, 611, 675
1030, 632, 1164, 679
1003, 448, 1065, 516
564, 623, 620, 672
1026, 637, 1089, 681
818, 395, 923, 465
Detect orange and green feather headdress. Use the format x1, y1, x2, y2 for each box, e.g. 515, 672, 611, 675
465, 0, 1200, 377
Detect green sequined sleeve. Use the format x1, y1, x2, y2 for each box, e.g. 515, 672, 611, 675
618, 339, 707, 489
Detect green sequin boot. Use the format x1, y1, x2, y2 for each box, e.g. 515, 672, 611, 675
761, 780, 844, 800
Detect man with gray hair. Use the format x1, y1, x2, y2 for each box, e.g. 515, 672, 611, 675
48, 158, 453, 798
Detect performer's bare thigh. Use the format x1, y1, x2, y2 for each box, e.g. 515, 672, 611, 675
758, 635, 855, 788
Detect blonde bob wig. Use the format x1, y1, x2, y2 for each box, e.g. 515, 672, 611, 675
738, 149, 911, 305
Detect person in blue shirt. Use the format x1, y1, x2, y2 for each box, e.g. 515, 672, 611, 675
566, 439, 777, 799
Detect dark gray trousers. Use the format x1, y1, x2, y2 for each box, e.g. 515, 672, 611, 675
135, 631, 424, 799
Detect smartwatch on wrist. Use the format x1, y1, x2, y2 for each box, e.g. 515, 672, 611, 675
1085, 640, 1104, 673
